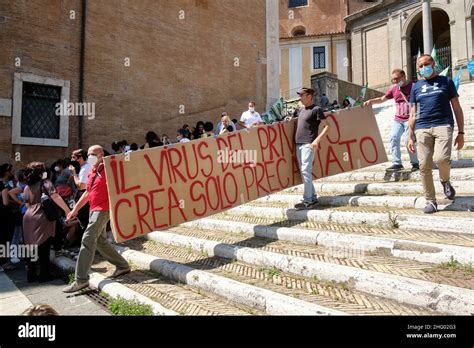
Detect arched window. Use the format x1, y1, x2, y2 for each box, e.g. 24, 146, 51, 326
292, 26, 306, 37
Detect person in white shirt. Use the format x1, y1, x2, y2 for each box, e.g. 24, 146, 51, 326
69, 149, 92, 190
177, 129, 191, 143
68, 149, 92, 239
238, 101, 264, 129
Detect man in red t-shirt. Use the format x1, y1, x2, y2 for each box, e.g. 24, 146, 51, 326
365, 69, 419, 172
63, 145, 130, 293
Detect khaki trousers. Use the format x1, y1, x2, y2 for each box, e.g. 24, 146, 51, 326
414, 125, 453, 202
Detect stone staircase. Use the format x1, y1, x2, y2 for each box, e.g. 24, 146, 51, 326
58, 82, 474, 316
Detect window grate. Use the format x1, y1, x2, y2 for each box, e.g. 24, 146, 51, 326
289, 0, 308, 8
313, 46, 326, 69
21, 82, 61, 139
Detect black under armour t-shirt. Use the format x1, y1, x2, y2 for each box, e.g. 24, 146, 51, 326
294, 104, 326, 144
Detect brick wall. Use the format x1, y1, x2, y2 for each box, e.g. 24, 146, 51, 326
279, 0, 347, 38
279, 0, 377, 38
82, 0, 266, 151
0, 0, 82, 166
0, 0, 267, 168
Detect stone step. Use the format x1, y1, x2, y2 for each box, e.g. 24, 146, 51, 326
88, 257, 258, 315
256, 193, 474, 212
281, 180, 474, 196
223, 203, 474, 235
332, 163, 473, 174
121, 237, 439, 315
118, 245, 346, 315
380, 136, 474, 144
386, 154, 474, 163
378, 128, 474, 141
53, 256, 177, 315
54, 253, 259, 316
378, 124, 474, 132
375, 121, 474, 133
377, 122, 474, 131
382, 145, 474, 154
317, 165, 474, 182
144, 229, 474, 315
184, 217, 474, 264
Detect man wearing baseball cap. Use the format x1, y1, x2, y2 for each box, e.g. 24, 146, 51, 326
287, 88, 330, 209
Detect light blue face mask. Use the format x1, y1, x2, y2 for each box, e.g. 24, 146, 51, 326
419, 65, 434, 78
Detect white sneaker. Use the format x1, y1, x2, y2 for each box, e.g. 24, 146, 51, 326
10, 257, 20, 264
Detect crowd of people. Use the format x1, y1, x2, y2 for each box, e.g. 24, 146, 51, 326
108, 102, 261, 152
0, 150, 94, 281
0, 54, 465, 293
0, 101, 267, 285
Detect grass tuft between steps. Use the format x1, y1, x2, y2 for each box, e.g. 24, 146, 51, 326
107, 296, 154, 316
423, 256, 474, 277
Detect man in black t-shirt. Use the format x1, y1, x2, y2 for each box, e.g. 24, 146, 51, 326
287, 88, 330, 209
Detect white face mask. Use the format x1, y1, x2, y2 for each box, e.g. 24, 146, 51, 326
249, 107, 255, 113
397, 80, 405, 88
88, 155, 98, 166
54, 166, 60, 172
41, 172, 48, 180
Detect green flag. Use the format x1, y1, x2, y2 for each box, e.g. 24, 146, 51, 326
415, 48, 421, 77
343, 96, 356, 107
262, 97, 284, 124
354, 83, 368, 107
431, 45, 443, 73
439, 66, 450, 77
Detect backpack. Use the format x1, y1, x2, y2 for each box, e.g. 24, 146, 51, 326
40, 180, 60, 221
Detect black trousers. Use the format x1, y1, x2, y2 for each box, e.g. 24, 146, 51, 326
77, 202, 90, 238
27, 237, 52, 281
53, 219, 64, 251
0, 214, 15, 265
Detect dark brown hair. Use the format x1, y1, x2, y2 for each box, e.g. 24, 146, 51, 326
25, 162, 46, 185
391, 69, 406, 77
22, 304, 59, 316
71, 149, 87, 160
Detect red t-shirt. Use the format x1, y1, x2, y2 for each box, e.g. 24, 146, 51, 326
86, 163, 109, 212
384, 82, 413, 122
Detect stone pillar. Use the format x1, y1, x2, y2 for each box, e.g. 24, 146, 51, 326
266, 0, 280, 110
351, 30, 364, 85
422, 0, 433, 54
311, 72, 338, 107
466, 16, 473, 60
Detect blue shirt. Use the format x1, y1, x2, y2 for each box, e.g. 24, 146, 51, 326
409, 75, 458, 130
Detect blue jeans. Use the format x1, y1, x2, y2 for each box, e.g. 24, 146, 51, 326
391, 120, 419, 166
296, 143, 317, 203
